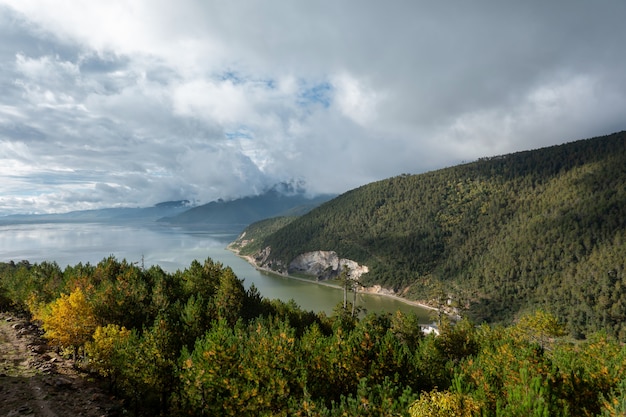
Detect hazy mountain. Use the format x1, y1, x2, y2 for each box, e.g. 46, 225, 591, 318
0, 200, 192, 225
159, 185, 335, 227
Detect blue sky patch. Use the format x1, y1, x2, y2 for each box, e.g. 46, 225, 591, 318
298, 81, 332, 108
225, 127, 254, 140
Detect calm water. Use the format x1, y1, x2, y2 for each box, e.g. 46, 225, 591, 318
0, 222, 432, 320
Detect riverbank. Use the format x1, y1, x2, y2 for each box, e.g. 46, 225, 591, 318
227, 246, 438, 313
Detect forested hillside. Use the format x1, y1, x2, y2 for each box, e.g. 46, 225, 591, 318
247, 131, 626, 339
229, 216, 298, 256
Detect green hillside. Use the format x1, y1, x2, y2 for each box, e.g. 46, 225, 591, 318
228, 216, 298, 256
246, 131, 626, 339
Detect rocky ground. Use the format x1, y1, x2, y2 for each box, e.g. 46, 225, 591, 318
0, 312, 124, 417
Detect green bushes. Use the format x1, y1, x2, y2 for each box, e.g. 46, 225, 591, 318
3, 257, 626, 416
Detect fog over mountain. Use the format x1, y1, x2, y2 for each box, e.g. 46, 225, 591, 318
1, 1, 625, 215
0, 181, 334, 229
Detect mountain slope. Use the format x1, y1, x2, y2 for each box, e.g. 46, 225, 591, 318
160, 189, 334, 226
246, 131, 626, 339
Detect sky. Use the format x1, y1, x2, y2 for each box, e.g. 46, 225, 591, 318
1, 1, 625, 215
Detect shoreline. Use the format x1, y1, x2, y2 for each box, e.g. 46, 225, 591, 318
228, 246, 438, 313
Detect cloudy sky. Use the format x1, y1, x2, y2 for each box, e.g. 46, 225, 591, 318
1, 1, 625, 215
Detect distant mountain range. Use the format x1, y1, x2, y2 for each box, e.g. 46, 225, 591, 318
158, 187, 335, 227
0, 185, 336, 229
0, 200, 192, 225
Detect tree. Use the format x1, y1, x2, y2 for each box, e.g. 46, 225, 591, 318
390, 311, 423, 350
214, 267, 246, 325
351, 272, 359, 318
408, 390, 481, 417
340, 265, 350, 311
338, 265, 360, 317
35, 287, 98, 359
513, 310, 566, 349
90, 258, 150, 330
135, 316, 179, 414
179, 294, 209, 349
178, 317, 305, 416
85, 324, 132, 390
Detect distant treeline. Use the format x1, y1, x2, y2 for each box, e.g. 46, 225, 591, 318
241, 131, 626, 340
3, 258, 626, 416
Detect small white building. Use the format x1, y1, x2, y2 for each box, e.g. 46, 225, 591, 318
420, 323, 440, 336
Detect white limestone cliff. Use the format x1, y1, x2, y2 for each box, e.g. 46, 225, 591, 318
288, 250, 368, 281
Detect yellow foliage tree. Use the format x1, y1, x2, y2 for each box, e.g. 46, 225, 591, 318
408, 390, 481, 417
512, 309, 566, 349
36, 287, 98, 358
86, 324, 131, 379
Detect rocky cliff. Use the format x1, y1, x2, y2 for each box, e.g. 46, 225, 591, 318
250, 246, 368, 281
286, 250, 368, 281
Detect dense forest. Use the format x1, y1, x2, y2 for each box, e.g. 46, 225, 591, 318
3, 257, 626, 416
239, 131, 626, 340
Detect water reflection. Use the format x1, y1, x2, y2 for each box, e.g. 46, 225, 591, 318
0, 222, 432, 320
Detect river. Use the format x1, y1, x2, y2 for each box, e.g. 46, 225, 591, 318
0, 222, 433, 321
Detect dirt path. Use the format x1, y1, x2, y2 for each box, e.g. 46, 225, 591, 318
0, 312, 123, 417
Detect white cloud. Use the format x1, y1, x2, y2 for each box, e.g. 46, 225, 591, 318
15, 53, 78, 81
172, 79, 253, 126
436, 74, 622, 161
0, 1, 625, 214
0, 140, 35, 175
332, 73, 382, 127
